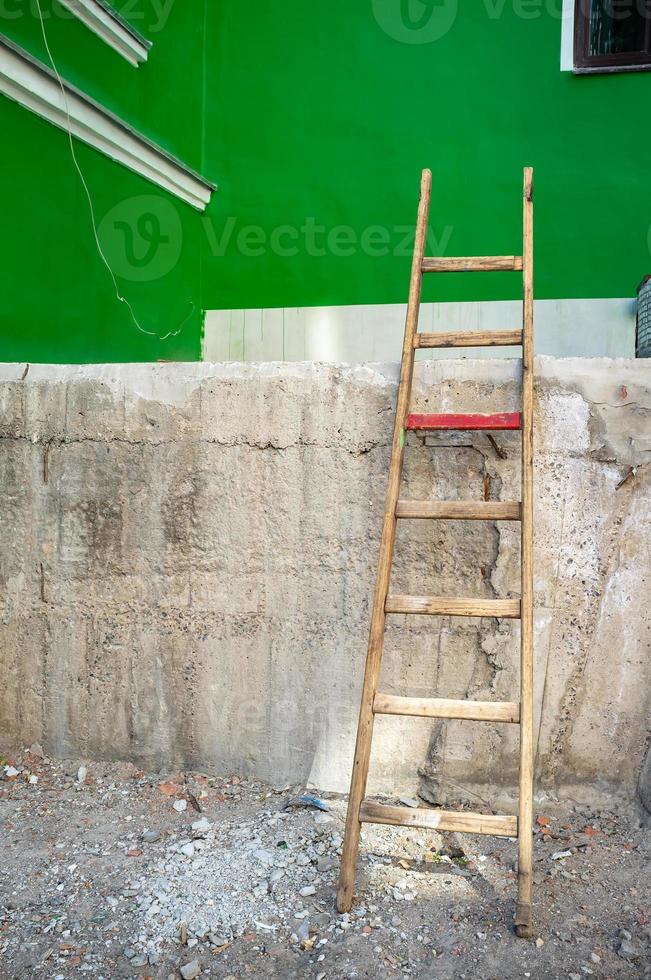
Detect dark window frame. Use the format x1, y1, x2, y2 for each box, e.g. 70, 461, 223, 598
574, 0, 651, 73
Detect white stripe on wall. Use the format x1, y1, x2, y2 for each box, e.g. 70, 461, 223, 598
203, 298, 636, 362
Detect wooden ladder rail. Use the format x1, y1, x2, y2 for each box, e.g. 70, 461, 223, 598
516, 166, 535, 939
336, 167, 432, 914
336, 167, 535, 939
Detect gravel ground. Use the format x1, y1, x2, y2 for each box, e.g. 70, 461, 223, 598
0, 746, 649, 979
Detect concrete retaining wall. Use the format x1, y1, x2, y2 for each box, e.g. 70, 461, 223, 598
0, 358, 649, 807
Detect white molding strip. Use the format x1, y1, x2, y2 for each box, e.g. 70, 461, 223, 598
0, 36, 215, 210
57, 0, 151, 66
560, 0, 575, 71
203, 299, 636, 362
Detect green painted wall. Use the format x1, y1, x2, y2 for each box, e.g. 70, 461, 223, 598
0, 1, 649, 362
204, 1, 651, 310
0, 0, 206, 362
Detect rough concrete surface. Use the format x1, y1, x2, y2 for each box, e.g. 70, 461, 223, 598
0, 358, 649, 809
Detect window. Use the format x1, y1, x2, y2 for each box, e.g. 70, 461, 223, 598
574, 0, 651, 72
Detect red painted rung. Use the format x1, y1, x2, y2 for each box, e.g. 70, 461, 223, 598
406, 412, 521, 431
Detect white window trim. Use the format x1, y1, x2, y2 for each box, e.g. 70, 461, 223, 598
560, 0, 651, 74
560, 0, 575, 72
57, 0, 151, 66
0, 37, 215, 211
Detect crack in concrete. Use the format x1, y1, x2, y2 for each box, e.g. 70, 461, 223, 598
0, 434, 388, 457
590, 400, 647, 410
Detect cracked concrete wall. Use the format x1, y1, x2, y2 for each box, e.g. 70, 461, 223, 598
0, 358, 649, 808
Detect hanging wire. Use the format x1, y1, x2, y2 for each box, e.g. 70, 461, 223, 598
33, 0, 193, 342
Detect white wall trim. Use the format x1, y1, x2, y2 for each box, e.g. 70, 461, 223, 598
0, 37, 215, 210
57, 0, 151, 66
203, 298, 636, 362
560, 0, 575, 72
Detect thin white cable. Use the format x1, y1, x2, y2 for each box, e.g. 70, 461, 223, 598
34, 0, 192, 342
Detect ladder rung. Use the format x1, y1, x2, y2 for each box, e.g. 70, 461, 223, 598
385, 595, 521, 618
374, 693, 520, 723
396, 500, 521, 521
422, 256, 523, 273
406, 412, 521, 431
359, 800, 518, 837
414, 329, 523, 349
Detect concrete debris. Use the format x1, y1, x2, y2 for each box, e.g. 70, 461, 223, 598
180, 959, 201, 979
191, 816, 211, 836
617, 938, 639, 960
314, 813, 334, 826
253, 921, 276, 932
253, 847, 275, 866
616, 928, 641, 961
0, 752, 648, 978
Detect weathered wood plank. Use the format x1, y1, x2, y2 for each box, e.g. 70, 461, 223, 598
396, 500, 521, 521
360, 801, 518, 837
385, 595, 521, 618
414, 329, 523, 348
422, 256, 523, 273
374, 693, 520, 723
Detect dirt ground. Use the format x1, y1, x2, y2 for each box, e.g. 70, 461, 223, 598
0, 747, 649, 980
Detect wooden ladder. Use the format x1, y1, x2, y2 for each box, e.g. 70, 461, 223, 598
336, 167, 535, 938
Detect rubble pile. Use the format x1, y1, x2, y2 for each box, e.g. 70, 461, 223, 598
0, 748, 649, 978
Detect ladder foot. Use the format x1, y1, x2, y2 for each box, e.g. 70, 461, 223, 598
515, 902, 533, 939
336, 884, 353, 914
